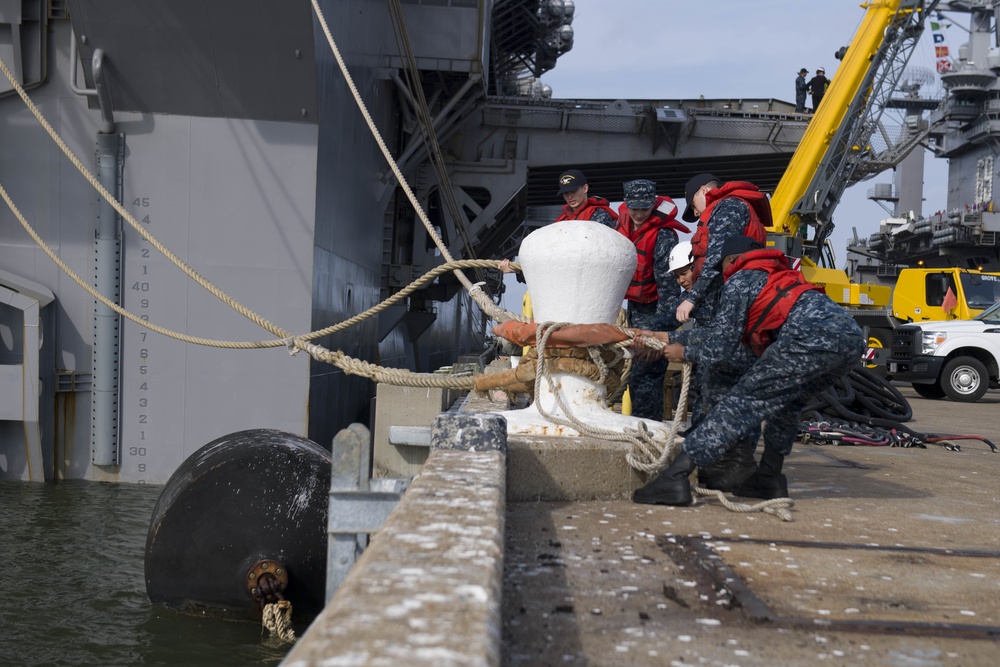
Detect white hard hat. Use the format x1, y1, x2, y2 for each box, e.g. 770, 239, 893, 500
668, 241, 694, 273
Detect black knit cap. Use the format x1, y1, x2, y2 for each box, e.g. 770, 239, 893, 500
720, 235, 764, 262
682, 173, 719, 222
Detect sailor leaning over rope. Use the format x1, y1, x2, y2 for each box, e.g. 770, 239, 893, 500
629, 235, 866, 507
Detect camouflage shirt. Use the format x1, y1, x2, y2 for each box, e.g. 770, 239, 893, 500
661, 289, 716, 331
652, 227, 682, 316
672, 269, 861, 368
684, 197, 752, 312
590, 207, 617, 228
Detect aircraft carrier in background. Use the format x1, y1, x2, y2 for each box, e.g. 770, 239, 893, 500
847, 1, 1000, 281
0, 0, 813, 485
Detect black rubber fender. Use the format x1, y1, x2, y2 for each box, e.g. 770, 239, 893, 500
145, 429, 331, 618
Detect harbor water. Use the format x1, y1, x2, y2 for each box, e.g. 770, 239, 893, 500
0, 481, 294, 667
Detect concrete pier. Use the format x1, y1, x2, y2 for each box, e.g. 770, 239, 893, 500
285, 386, 1000, 666
504, 387, 1000, 665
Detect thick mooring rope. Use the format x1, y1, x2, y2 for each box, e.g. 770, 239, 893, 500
0, 51, 519, 384
261, 600, 296, 643
1, 38, 793, 520
692, 486, 794, 522
525, 323, 795, 522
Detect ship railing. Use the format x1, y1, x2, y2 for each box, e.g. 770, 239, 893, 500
939, 97, 982, 120
978, 230, 999, 246
484, 95, 794, 113
962, 119, 1000, 142
481, 96, 803, 135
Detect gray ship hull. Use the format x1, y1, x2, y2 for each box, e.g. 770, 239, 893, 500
0, 2, 479, 484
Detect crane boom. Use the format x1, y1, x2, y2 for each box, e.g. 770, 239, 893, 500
768, 0, 938, 261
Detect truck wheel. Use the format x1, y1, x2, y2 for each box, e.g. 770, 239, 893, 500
940, 356, 989, 402
911, 382, 945, 400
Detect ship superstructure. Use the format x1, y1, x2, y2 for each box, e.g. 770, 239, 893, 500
848, 1, 1000, 281
0, 1, 811, 484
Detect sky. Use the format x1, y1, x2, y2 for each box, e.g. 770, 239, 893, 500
500, 0, 959, 311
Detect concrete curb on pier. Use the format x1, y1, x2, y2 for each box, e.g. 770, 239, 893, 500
464, 391, 646, 502
283, 390, 651, 667
282, 413, 508, 667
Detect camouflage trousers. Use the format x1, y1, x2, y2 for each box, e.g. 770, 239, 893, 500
628, 302, 667, 421
689, 364, 742, 425
682, 333, 865, 468
687, 363, 761, 457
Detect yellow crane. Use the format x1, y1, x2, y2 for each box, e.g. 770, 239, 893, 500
766, 0, 939, 309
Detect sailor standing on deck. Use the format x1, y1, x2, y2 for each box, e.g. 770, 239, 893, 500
630, 236, 865, 506
672, 174, 770, 484
808, 67, 830, 112
615, 179, 689, 421
795, 67, 809, 113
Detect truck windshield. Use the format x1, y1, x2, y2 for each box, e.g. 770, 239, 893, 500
974, 300, 1000, 323
959, 273, 1000, 310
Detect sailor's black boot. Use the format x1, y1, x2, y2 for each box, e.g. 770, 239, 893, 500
733, 447, 788, 499
697, 439, 758, 492
632, 452, 695, 506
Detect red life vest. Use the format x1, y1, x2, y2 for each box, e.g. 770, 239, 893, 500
615, 196, 690, 303
690, 182, 771, 282
556, 196, 619, 223
723, 249, 823, 356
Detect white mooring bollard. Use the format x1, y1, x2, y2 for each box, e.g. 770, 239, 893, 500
500, 220, 675, 439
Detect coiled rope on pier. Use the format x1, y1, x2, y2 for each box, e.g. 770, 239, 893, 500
799, 366, 997, 453
804, 366, 912, 424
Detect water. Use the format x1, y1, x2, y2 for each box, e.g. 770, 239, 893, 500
0, 481, 293, 667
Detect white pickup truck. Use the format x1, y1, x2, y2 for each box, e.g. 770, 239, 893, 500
887, 301, 1000, 402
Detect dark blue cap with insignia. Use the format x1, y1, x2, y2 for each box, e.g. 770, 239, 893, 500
623, 179, 656, 209
557, 169, 587, 194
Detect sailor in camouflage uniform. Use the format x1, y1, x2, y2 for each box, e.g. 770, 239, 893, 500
671, 174, 771, 488
679, 252, 760, 491
615, 178, 689, 421
631, 236, 865, 506
675, 173, 769, 326
689, 336, 760, 489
